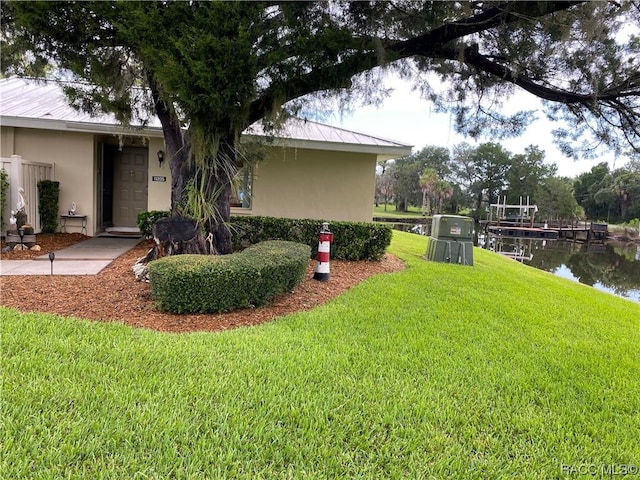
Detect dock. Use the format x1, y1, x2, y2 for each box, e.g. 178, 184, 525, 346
487, 225, 559, 239
556, 222, 608, 242
484, 221, 608, 242
483, 196, 608, 242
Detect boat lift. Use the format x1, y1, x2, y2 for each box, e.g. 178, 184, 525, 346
488, 196, 539, 228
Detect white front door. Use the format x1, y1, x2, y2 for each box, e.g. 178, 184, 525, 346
113, 147, 148, 227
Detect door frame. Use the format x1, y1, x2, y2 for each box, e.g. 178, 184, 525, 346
98, 143, 148, 230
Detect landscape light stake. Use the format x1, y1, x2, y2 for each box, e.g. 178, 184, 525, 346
18, 227, 25, 249
49, 251, 55, 275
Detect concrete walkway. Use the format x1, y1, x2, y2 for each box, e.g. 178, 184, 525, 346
0, 236, 143, 276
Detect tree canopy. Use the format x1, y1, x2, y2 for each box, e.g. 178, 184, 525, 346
389, 141, 564, 219
2, 1, 639, 252
574, 160, 640, 222
379, 140, 640, 225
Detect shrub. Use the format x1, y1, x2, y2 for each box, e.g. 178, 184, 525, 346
230, 216, 391, 261
0, 169, 8, 230
149, 240, 310, 313
624, 218, 640, 230
136, 211, 393, 260
37, 180, 60, 234
622, 218, 639, 237
137, 210, 171, 238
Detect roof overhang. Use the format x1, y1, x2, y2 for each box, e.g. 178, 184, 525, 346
2, 115, 413, 158
242, 134, 412, 158
1, 115, 163, 138
2, 77, 413, 159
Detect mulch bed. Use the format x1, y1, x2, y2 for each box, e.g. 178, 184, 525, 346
1, 233, 405, 333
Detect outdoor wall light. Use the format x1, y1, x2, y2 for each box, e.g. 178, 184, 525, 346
157, 150, 165, 167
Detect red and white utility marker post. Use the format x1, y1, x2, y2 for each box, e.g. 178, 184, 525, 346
313, 222, 333, 281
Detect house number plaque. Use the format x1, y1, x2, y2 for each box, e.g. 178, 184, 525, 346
152, 176, 167, 182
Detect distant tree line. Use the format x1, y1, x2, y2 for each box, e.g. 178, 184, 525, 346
573, 160, 640, 223
376, 144, 640, 224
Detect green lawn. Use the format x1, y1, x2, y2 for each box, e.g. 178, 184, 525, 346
373, 204, 425, 218
2, 231, 639, 479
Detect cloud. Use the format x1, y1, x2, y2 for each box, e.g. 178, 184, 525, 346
326, 81, 622, 178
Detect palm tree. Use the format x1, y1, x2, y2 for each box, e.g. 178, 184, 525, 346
434, 180, 454, 214
419, 169, 438, 216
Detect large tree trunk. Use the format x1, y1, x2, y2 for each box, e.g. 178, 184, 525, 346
132, 216, 212, 281
163, 131, 236, 255
150, 75, 236, 255
169, 146, 194, 213
149, 75, 193, 212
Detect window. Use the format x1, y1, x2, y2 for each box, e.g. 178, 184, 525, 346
230, 165, 252, 209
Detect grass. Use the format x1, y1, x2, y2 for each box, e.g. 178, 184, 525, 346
373, 204, 425, 218
2, 231, 639, 479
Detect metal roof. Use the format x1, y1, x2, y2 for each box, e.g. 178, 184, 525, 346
1, 77, 120, 124
0, 77, 412, 157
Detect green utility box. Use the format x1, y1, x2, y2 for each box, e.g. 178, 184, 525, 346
425, 215, 474, 265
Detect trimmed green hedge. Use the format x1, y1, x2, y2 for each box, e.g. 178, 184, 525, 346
137, 212, 392, 261
37, 180, 60, 234
149, 240, 310, 313
231, 216, 391, 261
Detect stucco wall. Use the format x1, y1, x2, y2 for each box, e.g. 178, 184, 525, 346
250, 147, 377, 222
1, 127, 15, 157
6, 127, 96, 235
3, 127, 172, 236
2, 126, 379, 235
146, 137, 171, 213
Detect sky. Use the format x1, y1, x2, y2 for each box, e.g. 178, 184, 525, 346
325, 79, 625, 179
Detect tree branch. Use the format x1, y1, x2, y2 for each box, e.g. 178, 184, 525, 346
247, 0, 584, 126
436, 44, 640, 107
388, 1, 584, 57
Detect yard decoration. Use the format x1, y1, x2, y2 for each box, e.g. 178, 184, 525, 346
5, 186, 37, 249
313, 222, 333, 281
133, 215, 211, 282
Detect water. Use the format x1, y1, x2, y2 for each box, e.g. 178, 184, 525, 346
392, 223, 429, 235
389, 221, 640, 303
480, 236, 640, 304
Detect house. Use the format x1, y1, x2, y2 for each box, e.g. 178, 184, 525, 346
0, 77, 412, 236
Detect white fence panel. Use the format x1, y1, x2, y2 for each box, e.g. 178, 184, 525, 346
1, 155, 55, 235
